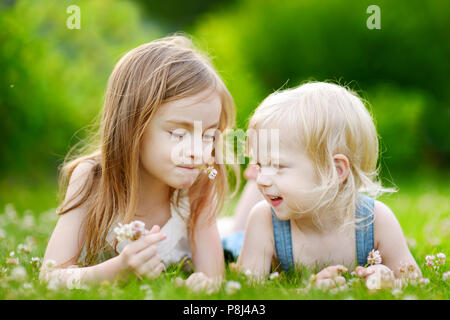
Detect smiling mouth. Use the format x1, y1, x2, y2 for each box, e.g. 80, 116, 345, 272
266, 194, 283, 207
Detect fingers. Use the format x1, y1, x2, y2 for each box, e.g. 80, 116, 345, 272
137, 259, 165, 279
148, 225, 160, 234
333, 276, 346, 287
126, 231, 166, 254
356, 266, 375, 278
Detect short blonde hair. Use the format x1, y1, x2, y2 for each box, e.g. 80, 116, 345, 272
248, 81, 396, 230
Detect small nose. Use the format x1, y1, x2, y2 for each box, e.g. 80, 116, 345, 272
186, 141, 203, 165
256, 169, 272, 188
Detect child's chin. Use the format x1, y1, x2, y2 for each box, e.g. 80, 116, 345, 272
272, 208, 291, 221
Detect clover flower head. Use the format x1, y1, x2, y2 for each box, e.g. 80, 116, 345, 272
425, 255, 435, 262
114, 220, 148, 242
47, 278, 61, 291
269, 272, 279, 280
443, 271, 450, 281
436, 253, 446, 265
225, 280, 241, 295
367, 249, 382, 265
391, 288, 402, 297
196, 166, 218, 180
18, 243, 32, 254
44, 259, 57, 270
30, 257, 41, 268
244, 269, 253, 276
10, 266, 27, 281
6, 257, 19, 265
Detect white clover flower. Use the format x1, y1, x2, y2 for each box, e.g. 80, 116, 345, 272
140, 284, 151, 291
348, 278, 361, 286
425, 255, 435, 262
436, 253, 446, 265
114, 220, 148, 242
207, 167, 218, 180
269, 272, 279, 280
419, 278, 430, 286
244, 269, 253, 276
17, 243, 32, 254
66, 271, 82, 290
9, 251, 15, 257
30, 257, 41, 268
367, 249, 382, 265
443, 271, 450, 281
47, 278, 61, 291
196, 166, 218, 180
44, 259, 57, 270
6, 257, 19, 265
391, 288, 402, 297
225, 280, 241, 295
22, 215, 35, 229
10, 266, 27, 281
144, 289, 154, 300
426, 260, 434, 267
23, 283, 33, 290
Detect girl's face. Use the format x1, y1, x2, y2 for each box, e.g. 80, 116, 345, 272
140, 89, 222, 189
254, 126, 320, 220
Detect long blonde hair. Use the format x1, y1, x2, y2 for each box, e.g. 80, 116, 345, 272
57, 35, 239, 266
248, 81, 396, 231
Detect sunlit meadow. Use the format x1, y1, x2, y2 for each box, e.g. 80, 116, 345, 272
0, 171, 448, 300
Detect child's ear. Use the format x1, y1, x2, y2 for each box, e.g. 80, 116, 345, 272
333, 154, 350, 184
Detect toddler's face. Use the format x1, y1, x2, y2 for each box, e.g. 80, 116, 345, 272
140, 89, 221, 189
253, 126, 319, 220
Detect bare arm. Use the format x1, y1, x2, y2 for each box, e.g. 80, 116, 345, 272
40, 162, 126, 287
373, 200, 421, 277
237, 200, 274, 278
40, 162, 166, 288
190, 203, 225, 280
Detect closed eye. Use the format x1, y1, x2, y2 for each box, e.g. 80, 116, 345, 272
202, 134, 215, 142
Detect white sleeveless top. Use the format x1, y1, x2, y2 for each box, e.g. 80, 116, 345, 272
78, 189, 192, 267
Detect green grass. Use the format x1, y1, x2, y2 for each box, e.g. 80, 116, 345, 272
0, 171, 449, 299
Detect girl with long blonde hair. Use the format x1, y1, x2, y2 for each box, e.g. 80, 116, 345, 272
40, 34, 239, 290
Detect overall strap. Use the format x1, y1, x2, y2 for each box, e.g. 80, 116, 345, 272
271, 207, 295, 272
355, 194, 375, 266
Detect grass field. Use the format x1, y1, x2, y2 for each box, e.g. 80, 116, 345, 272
0, 170, 449, 300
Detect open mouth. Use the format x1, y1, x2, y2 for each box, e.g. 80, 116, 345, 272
266, 194, 283, 207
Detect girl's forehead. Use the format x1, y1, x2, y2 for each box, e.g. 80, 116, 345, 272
156, 90, 222, 124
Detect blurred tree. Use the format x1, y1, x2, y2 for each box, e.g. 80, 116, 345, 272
0, 0, 162, 180
131, 0, 236, 30
194, 0, 450, 172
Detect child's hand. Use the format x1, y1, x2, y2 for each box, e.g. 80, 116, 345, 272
118, 225, 166, 279
355, 264, 395, 290
174, 272, 222, 294
312, 265, 348, 290
355, 264, 393, 279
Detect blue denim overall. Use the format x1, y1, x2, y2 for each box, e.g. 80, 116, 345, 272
222, 193, 375, 269
272, 193, 375, 271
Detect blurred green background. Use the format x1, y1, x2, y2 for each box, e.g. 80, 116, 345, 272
0, 0, 449, 213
